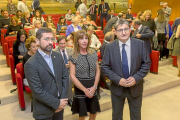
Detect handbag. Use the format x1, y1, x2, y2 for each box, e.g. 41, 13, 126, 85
167, 33, 176, 50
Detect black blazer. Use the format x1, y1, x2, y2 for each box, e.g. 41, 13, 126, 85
24, 50, 69, 119
98, 3, 110, 16
132, 26, 154, 54
100, 41, 108, 58
101, 38, 151, 97
89, 4, 98, 15
106, 14, 115, 22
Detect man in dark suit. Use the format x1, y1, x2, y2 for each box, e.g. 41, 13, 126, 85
53, 35, 73, 107
101, 19, 151, 120
98, 0, 110, 30
103, 12, 123, 35
106, 9, 115, 23
25, 27, 69, 120
89, 0, 98, 22
132, 19, 154, 54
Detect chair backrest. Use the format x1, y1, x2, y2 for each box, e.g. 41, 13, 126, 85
97, 51, 102, 61
24, 28, 33, 36
66, 21, 72, 25
5, 36, 16, 43
9, 55, 16, 84
9, 48, 13, 55
16, 63, 24, 79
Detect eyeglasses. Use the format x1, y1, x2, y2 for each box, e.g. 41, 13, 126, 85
42, 37, 56, 42
116, 28, 130, 33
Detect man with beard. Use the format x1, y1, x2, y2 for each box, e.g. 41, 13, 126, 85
24, 27, 69, 120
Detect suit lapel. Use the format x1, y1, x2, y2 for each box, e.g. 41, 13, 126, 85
51, 52, 58, 81
130, 38, 136, 74
36, 51, 54, 77
114, 39, 122, 69
138, 26, 143, 33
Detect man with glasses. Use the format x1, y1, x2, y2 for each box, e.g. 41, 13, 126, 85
28, 20, 42, 37
101, 19, 151, 120
24, 27, 69, 120
53, 35, 73, 107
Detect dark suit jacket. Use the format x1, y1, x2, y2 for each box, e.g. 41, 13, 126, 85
103, 16, 118, 35
24, 50, 69, 119
101, 38, 151, 97
131, 26, 154, 54
32, 0, 40, 10
53, 46, 73, 59
21, 18, 31, 27
100, 41, 108, 58
98, 3, 110, 16
106, 14, 115, 22
89, 4, 98, 15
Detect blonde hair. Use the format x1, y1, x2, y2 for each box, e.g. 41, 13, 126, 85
71, 16, 78, 23
46, 16, 54, 23
10, 16, 18, 25
25, 36, 36, 50
72, 30, 93, 59
47, 23, 56, 29
157, 9, 166, 23
142, 10, 152, 21
23, 12, 29, 18
136, 11, 144, 20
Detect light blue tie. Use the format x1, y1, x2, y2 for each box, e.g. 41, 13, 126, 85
122, 44, 129, 79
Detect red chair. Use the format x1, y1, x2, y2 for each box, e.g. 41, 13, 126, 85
149, 50, 159, 74
66, 21, 72, 25
97, 51, 105, 87
103, 18, 107, 29
131, 13, 137, 18
60, 33, 66, 36
16, 63, 31, 111
99, 38, 104, 44
24, 28, 33, 36
9, 48, 16, 84
95, 14, 101, 26
1, 29, 7, 54
168, 21, 174, 27
171, 56, 178, 67
95, 30, 104, 39
4, 37, 16, 66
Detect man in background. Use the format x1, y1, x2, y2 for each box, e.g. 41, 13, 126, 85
162, 2, 172, 22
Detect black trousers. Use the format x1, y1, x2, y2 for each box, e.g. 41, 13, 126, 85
111, 88, 142, 120
90, 14, 96, 22
35, 110, 64, 120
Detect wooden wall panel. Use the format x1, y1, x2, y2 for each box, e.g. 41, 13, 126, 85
128, 0, 180, 21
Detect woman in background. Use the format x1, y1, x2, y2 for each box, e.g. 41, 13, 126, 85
32, 10, 45, 25
43, 15, 54, 27
13, 29, 28, 67
57, 16, 68, 33
21, 12, 32, 28
154, 9, 169, 61
16, 10, 22, 23
69, 30, 100, 120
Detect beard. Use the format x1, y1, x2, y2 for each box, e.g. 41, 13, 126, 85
39, 44, 53, 53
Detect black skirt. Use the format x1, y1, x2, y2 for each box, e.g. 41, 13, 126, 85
71, 79, 101, 117
157, 33, 166, 42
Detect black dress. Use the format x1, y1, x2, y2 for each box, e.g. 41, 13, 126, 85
69, 51, 101, 117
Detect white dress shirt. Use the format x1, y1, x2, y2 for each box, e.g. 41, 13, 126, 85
90, 34, 101, 49
59, 48, 69, 61
119, 38, 131, 73
72, 24, 79, 32
77, 3, 90, 16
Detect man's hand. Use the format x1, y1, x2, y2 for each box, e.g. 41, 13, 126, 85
119, 78, 127, 87
136, 34, 141, 38
58, 98, 68, 109
65, 64, 69, 68
126, 77, 136, 87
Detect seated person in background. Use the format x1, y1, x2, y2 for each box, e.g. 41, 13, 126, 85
47, 23, 60, 35
23, 36, 38, 86
28, 20, 41, 37
21, 12, 33, 28
7, 0, 17, 15
67, 32, 76, 47
0, 10, 10, 29
32, 10, 45, 25
57, 16, 68, 33
77, 15, 83, 26
0, 10, 4, 19
6, 16, 23, 36
65, 9, 74, 21
15, 10, 22, 23
126, 9, 134, 23
86, 15, 97, 27
13, 29, 28, 67
106, 9, 115, 22
43, 15, 54, 27
51, 28, 59, 48
87, 26, 101, 50
75, 10, 80, 16
66, 16, 82, 37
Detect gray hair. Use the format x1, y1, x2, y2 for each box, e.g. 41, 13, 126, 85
36, 27, 53, 40
105, 31, 114, 41
71, 16, 78, 23
34, 20, 41, 25
114, 18, 130, 30
133, 19, 142, 25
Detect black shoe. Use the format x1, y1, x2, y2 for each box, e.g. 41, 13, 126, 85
68, 99, 73, 107
97, 94, 101, 100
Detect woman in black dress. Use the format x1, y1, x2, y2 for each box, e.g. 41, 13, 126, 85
69, 30, 101, 120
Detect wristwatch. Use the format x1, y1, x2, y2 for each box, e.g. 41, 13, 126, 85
93, 85, 97, 89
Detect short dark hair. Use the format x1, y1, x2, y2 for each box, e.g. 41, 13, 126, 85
133, 19, 142, 25
36, 27, 53, 40
110, 9, 114, 12
57, 35, 67, 43
1, 10, 4, 13
101, 0, 104, 2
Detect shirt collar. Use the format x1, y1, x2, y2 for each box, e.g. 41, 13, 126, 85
38, 49, 52, 58
138, 24, 142, 31
72, 24, 77, 28
59, 47, 66, 52
118, 38, 130, 47
104, 40, 110, 44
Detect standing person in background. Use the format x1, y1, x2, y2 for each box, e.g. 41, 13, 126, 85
24, 27, 69, 120
106, 9, 115, 23
65, 9, 74, 21
162, 2, 172, 22
69, 30, 101, 120
75, 0, 82, 11
101, 18, 151, 120
77, 0, 91, 18
154, 9, 169, 61
126, 9, 133, 23
7, 0, 17, 15
171, 17, 180, 33
17, 0, 30, 13
31, 0, 40, 15
89, 0, 98, 22
98, 0, 110, 30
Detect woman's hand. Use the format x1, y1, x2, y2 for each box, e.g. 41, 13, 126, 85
83, 88, 91, 98
87, 87, 96, 98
